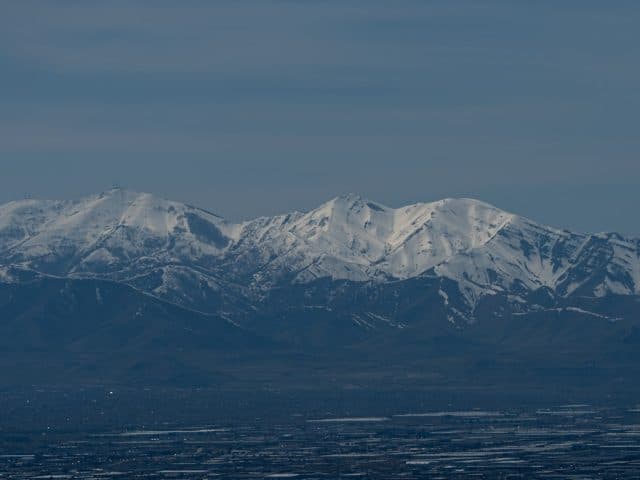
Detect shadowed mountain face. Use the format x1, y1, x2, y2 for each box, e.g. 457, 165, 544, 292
0, 277, 269, 386
1, 190, 639, 389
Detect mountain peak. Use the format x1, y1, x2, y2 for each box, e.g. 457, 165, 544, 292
313, 194, 389, 218
1, 189, 640, 321
326, 193, 386, 208
98, 187, 157, 203
440, 197, 509, 212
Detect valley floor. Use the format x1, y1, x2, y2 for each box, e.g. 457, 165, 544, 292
1, 387, 640, 479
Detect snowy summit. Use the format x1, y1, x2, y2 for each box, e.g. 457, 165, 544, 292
0, 189, 639, 322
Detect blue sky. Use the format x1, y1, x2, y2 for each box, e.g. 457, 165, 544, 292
1, 1, 639, 233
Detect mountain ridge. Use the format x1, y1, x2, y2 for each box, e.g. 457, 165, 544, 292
2, 189, 640, 388
1, 189, 639, 326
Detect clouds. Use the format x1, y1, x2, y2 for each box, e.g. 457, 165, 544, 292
0, 1, 639, 232
2, 1, 443, 73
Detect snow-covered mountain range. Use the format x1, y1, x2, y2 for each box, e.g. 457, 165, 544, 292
1, 189, 639, 325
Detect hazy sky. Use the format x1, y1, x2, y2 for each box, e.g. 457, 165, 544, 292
1, 1, 639, 234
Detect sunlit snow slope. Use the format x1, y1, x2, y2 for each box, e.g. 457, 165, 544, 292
1, 189, 639, 317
